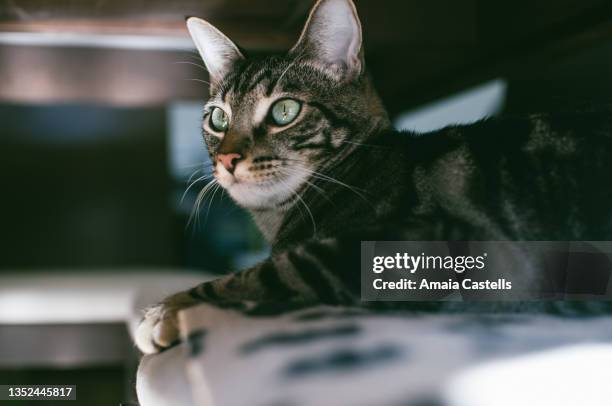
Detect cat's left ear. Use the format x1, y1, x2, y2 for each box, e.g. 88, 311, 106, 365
186, 17, 245, 86
290, 0, 363, 80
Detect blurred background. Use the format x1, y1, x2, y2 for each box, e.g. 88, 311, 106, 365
1, 0, 612, 404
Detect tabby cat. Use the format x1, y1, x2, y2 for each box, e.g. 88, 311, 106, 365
135, 0, 612, 353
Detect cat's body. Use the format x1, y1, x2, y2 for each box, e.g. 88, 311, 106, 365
276, 112, 612, 247
135, 0, 612, 354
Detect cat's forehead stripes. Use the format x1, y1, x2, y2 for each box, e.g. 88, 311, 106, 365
241, 67, 275, 96
219, 59, 302, 105
221, 64, 271, 102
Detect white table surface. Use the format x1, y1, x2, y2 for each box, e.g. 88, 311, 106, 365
0, 270, 212, 325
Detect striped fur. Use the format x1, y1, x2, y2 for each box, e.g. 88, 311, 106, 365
135, 0, 612, 354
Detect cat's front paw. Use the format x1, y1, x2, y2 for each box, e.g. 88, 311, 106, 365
135, 302, 180, 354
135, 293, 195, 354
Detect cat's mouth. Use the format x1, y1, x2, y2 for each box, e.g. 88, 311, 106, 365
214, 157, 309, 209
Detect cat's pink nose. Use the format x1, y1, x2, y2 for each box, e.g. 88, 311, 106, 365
217, 152, 243, 174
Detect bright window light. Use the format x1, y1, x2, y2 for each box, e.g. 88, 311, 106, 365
394, 79, 507, 133
167, 101, 211, 181
0, 31, 194, 51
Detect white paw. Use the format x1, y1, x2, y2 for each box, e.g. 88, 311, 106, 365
135, 303, 181, 354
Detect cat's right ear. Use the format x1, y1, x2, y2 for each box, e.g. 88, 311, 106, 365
186, 17, 244, 86
290, 0, 363, 81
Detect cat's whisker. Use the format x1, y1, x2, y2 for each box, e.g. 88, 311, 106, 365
182, 164, 212, 188
173, 60, 209, 72
203, 182, 223, 225
185, 167, 209, 185
185, 78, 211, 86
181, 173, 215, 204
275, 175, 317, 235
183, 164, 214, 184
294, 191, 317, 235
276, 167, 324, 193
189, 53, 205, 62
282, 158, 364, 188
274, 49, 307, 92
281, 159, 370, 203
196, 181, 218, 221
187, 178, 219, 229
185, 168, 204, 185
277, 168, 333, 205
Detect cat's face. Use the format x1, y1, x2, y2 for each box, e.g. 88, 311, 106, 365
201, 58, 348, 209
187, 0, 387, 209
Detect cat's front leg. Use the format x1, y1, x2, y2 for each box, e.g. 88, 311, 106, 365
134, 276, 263, 354
134, 280, 254, 354
135, 238, 357, 354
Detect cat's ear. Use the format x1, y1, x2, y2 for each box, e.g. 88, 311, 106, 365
186, 17, 244, 85
290, 0, 363, 80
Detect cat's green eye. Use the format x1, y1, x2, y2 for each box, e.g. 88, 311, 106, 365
270, 99, 301, 126
210, 107, 229, 132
